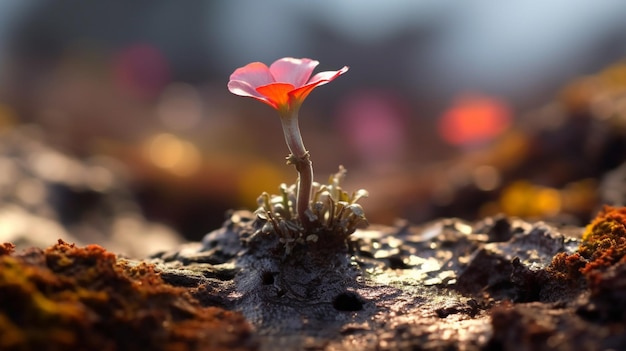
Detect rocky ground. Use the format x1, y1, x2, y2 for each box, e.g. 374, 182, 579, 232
5, 205, 626, 350
146, 207, 626, 351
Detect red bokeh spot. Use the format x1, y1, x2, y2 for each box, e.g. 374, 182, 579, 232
438, 94, 512, 146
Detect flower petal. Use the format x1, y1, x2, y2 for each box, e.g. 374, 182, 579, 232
256, 82, 296, 110
227, 80, 275, 107
289, 66, 349, 102
307, 66, 349, 85
229, 62, 274, 89
269, 58, 319, 87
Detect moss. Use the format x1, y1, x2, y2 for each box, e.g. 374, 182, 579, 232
0, 240, 256, 351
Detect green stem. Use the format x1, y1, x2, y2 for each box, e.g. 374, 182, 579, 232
280, 113, 313, 229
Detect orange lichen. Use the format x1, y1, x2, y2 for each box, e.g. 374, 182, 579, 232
579, 206, 626, 274
547, 252, 586, 281
547, 206, 626, 282
0, 240, 256, 351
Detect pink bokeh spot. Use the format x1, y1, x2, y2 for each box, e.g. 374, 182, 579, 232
228, 57, 348, 114
113, 44, 170, 99
337, 90, 408, 170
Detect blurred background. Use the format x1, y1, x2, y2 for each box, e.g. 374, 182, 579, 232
1, 0, 626, 254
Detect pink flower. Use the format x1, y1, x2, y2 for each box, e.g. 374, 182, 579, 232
228, 57, 348, 114
227, 58, 349, 228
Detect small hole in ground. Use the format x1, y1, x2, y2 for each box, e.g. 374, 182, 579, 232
261, 272, 274, 285
333, 292, 363, 311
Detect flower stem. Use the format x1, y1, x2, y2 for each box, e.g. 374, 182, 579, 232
280, 113, 313, 229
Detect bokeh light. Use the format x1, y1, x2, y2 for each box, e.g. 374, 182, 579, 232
438, 94, 511, 146
144, 133, 202, 177
0, 1, 624, 246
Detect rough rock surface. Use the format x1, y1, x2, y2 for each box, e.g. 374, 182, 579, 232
151, 210, 625, 351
